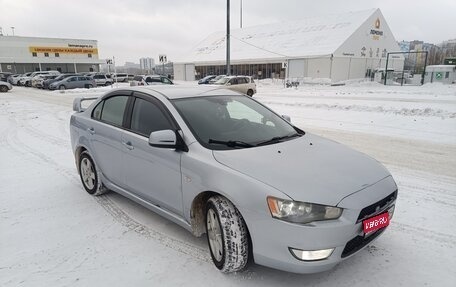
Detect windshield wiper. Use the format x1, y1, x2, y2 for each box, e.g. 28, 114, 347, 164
208, 139, 254, 148
255, 133, 302, 147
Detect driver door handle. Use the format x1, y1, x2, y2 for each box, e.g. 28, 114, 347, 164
122, 141, 134, 150
87, 127, 95, 135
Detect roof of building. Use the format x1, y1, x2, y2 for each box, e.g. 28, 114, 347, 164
176, 8, 378, 63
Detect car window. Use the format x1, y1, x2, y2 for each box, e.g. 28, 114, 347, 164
229, 78, 238, 85
173, 95, 297, 150
226, 101, 264, 124
161, 77, 172, 84
92, 101, 104, 120
100, 96, 129, 126
130, 98, 173, 136
237, 77, 247, 84
133, 76, 143, 81
149, 77, 161, 83
68, 77, 77, 82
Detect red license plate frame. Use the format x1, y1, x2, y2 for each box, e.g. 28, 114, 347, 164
363, 212, 390, 234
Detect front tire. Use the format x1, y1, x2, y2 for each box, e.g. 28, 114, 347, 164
0, 86, 8, 93
206, 196, 249, 273
59, 85, 66, 90
78, 151, 107, 196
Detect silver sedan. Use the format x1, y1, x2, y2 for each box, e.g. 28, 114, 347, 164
70, 86, 397, 273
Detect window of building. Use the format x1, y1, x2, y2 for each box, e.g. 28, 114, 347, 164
55, 53, 60, 57
445, 72, 449, 79
32, 52, 37, 57
44, 53, 49, 57
88, 54, 92, 58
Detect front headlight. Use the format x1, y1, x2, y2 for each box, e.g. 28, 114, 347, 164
267, 197, 342, 224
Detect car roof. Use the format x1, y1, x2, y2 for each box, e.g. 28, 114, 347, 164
126, 85, 242, 100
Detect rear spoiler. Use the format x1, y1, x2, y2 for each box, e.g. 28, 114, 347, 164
73, 97, 98, 112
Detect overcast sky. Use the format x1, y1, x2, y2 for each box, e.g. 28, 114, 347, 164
1, 0, 455, 65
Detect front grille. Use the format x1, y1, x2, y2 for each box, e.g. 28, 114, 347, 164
341, 228, 385, 258
357, 190, 397, 222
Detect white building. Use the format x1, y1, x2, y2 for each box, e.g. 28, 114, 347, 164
140, 57, 155, 73
174, 8, 404, 83
424, 65, 456, 84
0, 35, 103, 73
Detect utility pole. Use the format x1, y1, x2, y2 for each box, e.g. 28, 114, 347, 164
11, 27, 15, 36
240, 0, 243, 28
226, 0, 231, 75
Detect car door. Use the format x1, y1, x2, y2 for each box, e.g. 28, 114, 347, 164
66, 76, 77, 89
236, 77, 248, 94
227, 77, 239, 92
121, 92, 183, 216
88, 94, 130, 187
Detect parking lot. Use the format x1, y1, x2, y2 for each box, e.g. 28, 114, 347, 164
1, 82, 456, 286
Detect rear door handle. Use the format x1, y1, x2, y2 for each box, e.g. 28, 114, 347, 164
122, 141, 134, 150
87, 127, 95, 135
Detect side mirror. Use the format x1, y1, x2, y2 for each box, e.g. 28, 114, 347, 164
226, 82, 231, 86
282, 115, 291, 123
148, 130, 177, 148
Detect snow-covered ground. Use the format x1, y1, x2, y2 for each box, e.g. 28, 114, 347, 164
1, 81, 455, 286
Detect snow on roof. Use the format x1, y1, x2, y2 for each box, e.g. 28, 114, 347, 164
177, 9, 377, 64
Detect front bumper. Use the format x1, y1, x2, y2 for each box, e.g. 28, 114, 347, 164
245, 176, 397, 274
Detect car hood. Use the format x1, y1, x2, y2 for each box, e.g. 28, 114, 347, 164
212, 133, 390, 206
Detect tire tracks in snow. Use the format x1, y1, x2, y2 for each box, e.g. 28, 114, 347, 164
2, 108, 210, 263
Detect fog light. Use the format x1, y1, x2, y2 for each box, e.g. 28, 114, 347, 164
290, 247, 334, 261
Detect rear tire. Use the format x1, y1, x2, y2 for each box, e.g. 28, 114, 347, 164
206, 196, 249, 273
0, 86, 8, 93
246, 89, 254, 97
78, 151, 108, 196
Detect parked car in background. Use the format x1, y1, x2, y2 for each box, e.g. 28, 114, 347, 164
32, 74, 58, 88
112, 73, 128, 82
14, 72, 33, 86
19, 71, 60, 87
208, 75, 226, 84
198, 75, 217, 85
212, 75, 256, 96
0, 80, 13, 92
43, 74, 76, 89
0, 72, 13, 82
70, 85, 397, 274
7, 74, 21, 84
49, 75, 96, 90
92, 74, 113, 86
129, 75, 173, 86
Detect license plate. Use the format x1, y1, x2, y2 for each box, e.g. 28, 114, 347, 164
363, 212, 390, 234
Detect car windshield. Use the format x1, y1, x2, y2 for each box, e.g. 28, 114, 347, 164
172, 95, 302, 150
213, 77, 231, 85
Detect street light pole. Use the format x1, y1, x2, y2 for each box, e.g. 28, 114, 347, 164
226, 0, 231, 76
240, 0, 243, 28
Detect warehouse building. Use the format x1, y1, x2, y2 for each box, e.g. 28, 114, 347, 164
174, 8, 404, 83
0, 35, 103, 73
